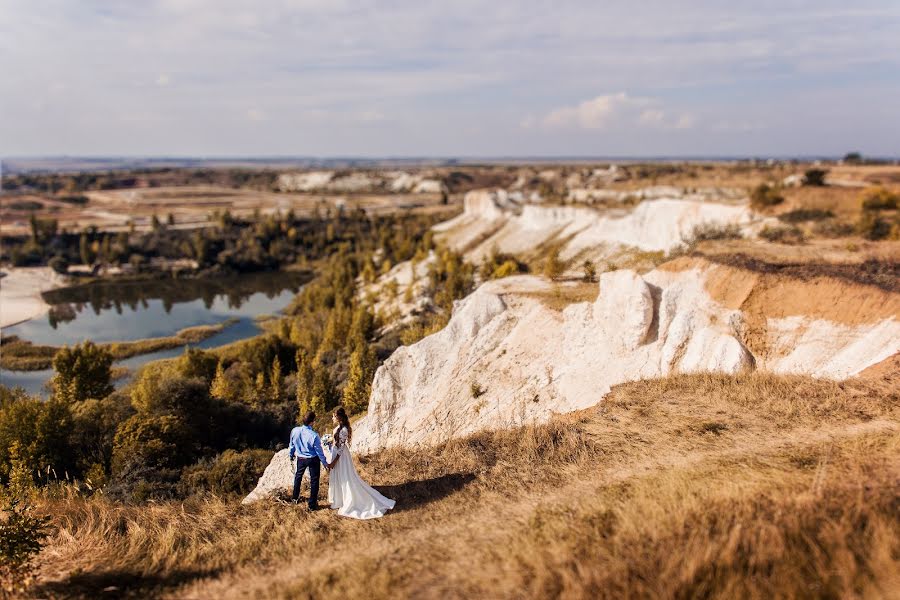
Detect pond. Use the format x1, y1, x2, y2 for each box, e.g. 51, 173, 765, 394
0, 271, 308, 397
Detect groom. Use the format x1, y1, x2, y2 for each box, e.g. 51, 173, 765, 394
289, 411, 330, 510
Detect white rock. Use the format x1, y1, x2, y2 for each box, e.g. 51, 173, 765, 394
242, 449, 293, 504
593, 270, 653, 350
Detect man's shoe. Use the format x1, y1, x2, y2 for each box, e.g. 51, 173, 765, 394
307, 504, 321, 511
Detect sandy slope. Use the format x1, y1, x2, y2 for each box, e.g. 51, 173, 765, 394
0, 267, 65, 329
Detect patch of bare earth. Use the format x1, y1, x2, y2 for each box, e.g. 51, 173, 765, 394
32, 373, 899, 599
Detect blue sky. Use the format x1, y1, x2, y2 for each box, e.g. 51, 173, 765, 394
1, 0, 898, 157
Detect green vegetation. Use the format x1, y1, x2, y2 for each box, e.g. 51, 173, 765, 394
0, 209, 466, 503
479, 246, 528, 280
0, 499, 51, 597
802, 168, 828, 186
860, 187, 899, 211
749, 183, 784, 209
777, 208, 834, 223
858, 187, 899, 240
759, 224, 805, 244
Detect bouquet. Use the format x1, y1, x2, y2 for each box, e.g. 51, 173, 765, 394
322, 433, 334, 447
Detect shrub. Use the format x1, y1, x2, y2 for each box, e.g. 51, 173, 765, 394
860, 187, 899, 211
47, 255, 69, 274
0, 499, 51, 597
777, 208, 834, 223
759, 225, 805, 244
802, 168, 828, 186
582, 260, 597, 283
58, 194, 89, 205
687, 223, 743, 243
812, 219, 855, 238
542, 248, 564, 280
857, 212, 893, 241
178, 448, 272, 496
470, 382, 486, 399
749, 183, 784, 209
0, 390, 74, 485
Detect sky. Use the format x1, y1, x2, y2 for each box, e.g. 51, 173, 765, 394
1, 0, 899, 158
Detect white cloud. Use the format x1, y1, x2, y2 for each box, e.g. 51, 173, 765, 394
0, 0, 898, 156
540, 93, 695, 131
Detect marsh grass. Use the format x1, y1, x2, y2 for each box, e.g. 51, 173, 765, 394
31, 373, 899, 599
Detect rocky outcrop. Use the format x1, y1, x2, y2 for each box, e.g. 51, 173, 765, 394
349, 263, 898, 456
437, 191, 753, 265
242, 449, 293, 504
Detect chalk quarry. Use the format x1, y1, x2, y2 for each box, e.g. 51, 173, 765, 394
244, 191, 899, 503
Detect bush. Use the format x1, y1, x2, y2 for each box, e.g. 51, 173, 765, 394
58, 194, 89, 205
759, 225, 805, 244
47, 255, 69, 274
0, 499, 51, 597
812, 219, 855, 238
860, 187, 899, 211
777, 208, 834, 223
0, 389, 74, 485
179, 448, 272, 496
470, 382, 485, 399
686, 223, 743, 243
582, 260, 597, 283
750, 184, 784, 209
802, 169, 828, 186
542, 248, 564, 280
857, 212, 893, 241
52, 341, 114, 403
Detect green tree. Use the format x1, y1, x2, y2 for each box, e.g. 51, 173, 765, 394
342, 343, 376, 414
295, 349, 314, 416
79, 232, 93, 265
51, 341, 114, 403
309, 367, 336, 417
269, 356, 283, 403
210, 361, 240, 403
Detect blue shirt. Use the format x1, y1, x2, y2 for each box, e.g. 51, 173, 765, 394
289, 425, 328, 464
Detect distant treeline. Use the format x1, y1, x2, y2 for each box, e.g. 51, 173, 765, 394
1, 167, 279, 194
1, 207, 456, 274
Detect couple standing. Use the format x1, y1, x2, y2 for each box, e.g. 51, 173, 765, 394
289, 407, 396, 519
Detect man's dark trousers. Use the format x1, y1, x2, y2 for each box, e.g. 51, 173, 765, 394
292, 456, 320, 507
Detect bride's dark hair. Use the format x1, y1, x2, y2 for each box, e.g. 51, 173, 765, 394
333, 406, 351, 444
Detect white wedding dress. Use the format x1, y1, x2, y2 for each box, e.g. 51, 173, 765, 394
326, 425, 395, 519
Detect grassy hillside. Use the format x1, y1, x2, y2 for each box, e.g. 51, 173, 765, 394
31, 372, 899, 599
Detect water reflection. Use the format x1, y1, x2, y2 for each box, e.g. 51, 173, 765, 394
0, 271, 309, 396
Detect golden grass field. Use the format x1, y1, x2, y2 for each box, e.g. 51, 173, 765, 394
29, 372, 899, 599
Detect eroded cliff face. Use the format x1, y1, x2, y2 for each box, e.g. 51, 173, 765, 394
435, 190, 754, 265
351, 262, 899, 455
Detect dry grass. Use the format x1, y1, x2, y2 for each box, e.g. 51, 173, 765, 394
518, 281, 599, 310
30, 373, 899, 599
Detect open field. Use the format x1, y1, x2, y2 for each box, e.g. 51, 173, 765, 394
0, 186, 449, 236
29, 372, 899, 599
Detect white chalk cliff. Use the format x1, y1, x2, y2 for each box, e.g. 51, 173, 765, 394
350, 266, 899, 455
436, 190, 754, 266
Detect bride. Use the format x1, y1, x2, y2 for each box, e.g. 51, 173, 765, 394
326, 406, 395, 519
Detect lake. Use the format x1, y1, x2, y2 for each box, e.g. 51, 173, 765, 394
0, 271, 308, 397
